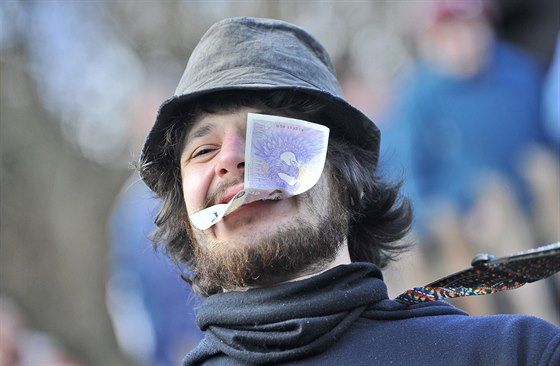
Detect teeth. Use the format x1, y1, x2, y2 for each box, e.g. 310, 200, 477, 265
259, 196, 281, 202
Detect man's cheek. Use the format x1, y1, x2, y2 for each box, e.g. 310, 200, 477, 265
183, 180, 205, 212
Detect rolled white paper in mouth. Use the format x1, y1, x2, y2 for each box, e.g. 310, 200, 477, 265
189, 113, 330, 230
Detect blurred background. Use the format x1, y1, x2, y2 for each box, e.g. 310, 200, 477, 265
1, 0, 558, 365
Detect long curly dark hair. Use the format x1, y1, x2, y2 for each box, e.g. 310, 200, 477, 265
139, 90, 413, 293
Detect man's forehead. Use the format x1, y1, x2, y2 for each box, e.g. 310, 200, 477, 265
182, 107, 259, 146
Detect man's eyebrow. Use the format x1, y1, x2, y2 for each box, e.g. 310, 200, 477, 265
186, 122, 216, 143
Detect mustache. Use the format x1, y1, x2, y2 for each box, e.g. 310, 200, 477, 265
203, 177, 244, 209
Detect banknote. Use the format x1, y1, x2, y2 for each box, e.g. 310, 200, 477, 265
245, 113, 330, 195
189, 113, 330, 230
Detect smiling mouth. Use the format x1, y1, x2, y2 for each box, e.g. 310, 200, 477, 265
217, 183, 245, 205
216, 185, 286, 207
223, 198, 277, 220
199, 185, 291, 228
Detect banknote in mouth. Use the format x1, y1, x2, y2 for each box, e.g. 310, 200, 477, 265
189, 113, 330, 230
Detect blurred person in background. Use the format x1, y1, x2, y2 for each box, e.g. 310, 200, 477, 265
381, 0, 559, 320
138, 16, 559, 365
0, 295, 82, 366
107, 79, 203, 366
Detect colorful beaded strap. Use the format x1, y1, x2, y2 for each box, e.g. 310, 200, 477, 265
395, 242, 560, 305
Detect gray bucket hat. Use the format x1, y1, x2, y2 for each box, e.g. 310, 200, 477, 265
140, 17, 380, 192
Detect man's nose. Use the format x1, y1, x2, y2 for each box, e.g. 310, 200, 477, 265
215, 132, 245, 178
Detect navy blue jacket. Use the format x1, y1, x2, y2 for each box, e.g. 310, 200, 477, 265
184, 263, 560, 365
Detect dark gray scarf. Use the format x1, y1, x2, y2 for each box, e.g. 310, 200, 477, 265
185, 263, 387, 365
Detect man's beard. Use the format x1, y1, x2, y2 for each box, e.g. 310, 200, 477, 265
187, 172, 349, 296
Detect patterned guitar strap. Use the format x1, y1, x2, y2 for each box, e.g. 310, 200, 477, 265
395, 242, 560, 305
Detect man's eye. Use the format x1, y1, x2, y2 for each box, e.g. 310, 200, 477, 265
192, 147, 216, 158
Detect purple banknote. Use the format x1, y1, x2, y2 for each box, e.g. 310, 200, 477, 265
245, 113, 329, 196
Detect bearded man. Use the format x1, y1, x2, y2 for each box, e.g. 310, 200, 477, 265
139, 17, 559, 366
